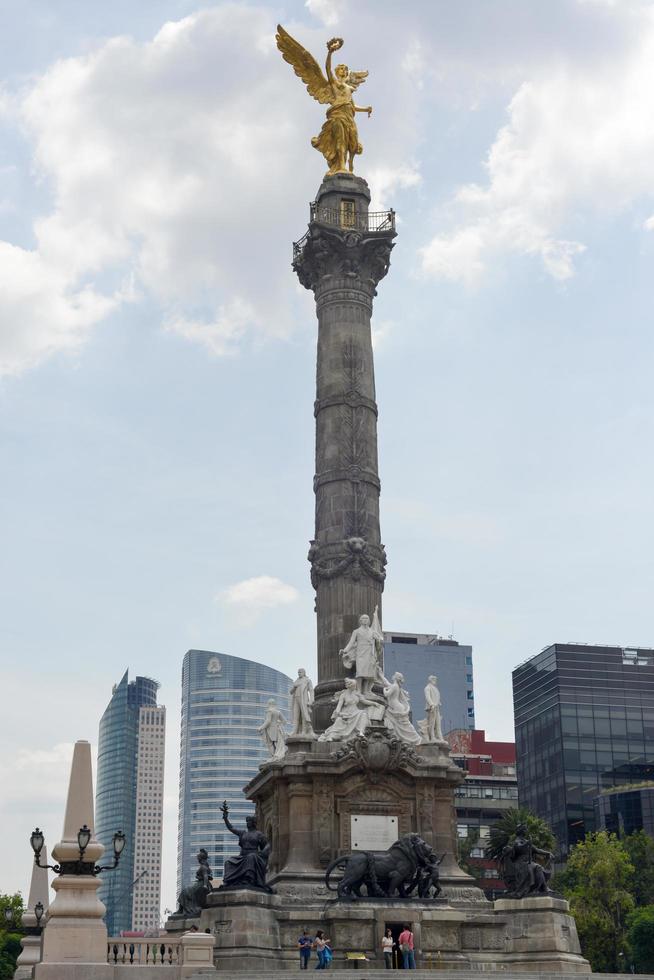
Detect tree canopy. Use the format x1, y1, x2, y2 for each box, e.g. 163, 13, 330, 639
626, 905, 654, 973
552, 832, 635, 973
0, 893, 24, 980
485, 807, 557, 863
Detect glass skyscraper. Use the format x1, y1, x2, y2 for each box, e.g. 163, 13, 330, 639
176, 650, 292, 894
96, 672, 165, 936
513, 643, 654, 855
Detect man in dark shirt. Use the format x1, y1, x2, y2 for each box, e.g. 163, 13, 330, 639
298, 929, 313, 969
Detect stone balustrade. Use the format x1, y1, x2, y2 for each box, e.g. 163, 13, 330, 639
107, 938, 182, 966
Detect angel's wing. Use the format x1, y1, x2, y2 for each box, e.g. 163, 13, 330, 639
347, 70, 368, 91
276, 25, 332, 105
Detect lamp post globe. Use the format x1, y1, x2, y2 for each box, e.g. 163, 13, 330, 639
77, 825, 92, 855
112, 830, 126, 858
30, 828, 44, 858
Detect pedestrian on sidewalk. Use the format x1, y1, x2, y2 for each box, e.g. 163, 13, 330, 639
398, 924, 415, 969
298, 929, 313, 969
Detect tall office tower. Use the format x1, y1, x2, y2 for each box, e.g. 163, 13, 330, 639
447, 729, 517, 896
513, 643, 654, 856
176, 650, 292, 894
383, 632, 475, 731
96, 672, 165, 936
132, 703, 166, 932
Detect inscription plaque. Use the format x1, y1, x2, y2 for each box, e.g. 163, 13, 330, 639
351, 814, 398, 850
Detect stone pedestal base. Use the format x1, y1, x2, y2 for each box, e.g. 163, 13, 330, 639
493, 896, 591, 973
201, 889, 282, 972
35, 874, 110, 980
15, 934, 42, 979
191, 892, 590, 973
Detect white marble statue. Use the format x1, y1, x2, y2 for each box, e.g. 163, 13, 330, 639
420, 675, 443, 743
289, 667, 315, 737
318, 678, 377, 742
381, 671, 422, 745
258, 698, 287, 760
340, 606, 384, 695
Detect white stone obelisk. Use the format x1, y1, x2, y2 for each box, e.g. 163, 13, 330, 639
14, 845, 50, 979
35, 740, 112, 980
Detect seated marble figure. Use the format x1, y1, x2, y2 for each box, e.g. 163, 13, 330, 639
218, 800, 273, 892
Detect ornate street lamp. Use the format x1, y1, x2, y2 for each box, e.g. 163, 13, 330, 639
34, 902, 44, 927
30, 826, 126, 877
3, 907, 13, 926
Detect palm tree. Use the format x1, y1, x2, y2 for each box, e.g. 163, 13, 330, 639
486, 807, 557, 863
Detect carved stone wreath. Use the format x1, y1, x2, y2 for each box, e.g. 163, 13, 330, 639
332, 726, 423, 783
308, 536, 387, 588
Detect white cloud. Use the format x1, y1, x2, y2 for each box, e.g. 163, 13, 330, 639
0, 742, 75, 809
164, 298, 260, 358
420, 7, 654, 284
304, 0, 345, 27
368, 164, 421, 212
220, 575, 300, 612
0, 5, 425, 376
0, 243, 116, 375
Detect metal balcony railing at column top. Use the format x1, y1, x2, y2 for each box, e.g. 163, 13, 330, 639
309, 204, 395, 233
293, 205, 395, 261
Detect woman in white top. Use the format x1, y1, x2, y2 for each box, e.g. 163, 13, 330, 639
382, 928, 394, 969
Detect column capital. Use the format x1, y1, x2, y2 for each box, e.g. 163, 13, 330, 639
293, 224, 395, 296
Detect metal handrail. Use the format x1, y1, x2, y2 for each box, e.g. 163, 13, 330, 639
309, 204, 395, 233
293, 206, 395, 262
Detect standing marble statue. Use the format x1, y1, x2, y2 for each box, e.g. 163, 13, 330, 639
341, 606, 383, 695
258, 699, 287, 760
289, 668, 315, 737
422, 675, 443, 742
382, 672, 422, 745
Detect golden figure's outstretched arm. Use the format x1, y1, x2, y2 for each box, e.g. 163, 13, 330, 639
324, 37, 343, 94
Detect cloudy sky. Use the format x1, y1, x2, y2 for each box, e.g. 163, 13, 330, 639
2, 0, 654, 912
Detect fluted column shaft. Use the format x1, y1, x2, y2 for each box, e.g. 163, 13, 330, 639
294, 173, 395, 730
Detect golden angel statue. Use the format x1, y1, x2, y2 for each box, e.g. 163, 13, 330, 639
276, 25, 372, 176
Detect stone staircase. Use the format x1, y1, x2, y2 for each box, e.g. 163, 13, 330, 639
188, 975, 652, 980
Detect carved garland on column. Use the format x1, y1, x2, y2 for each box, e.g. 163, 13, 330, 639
308, 536, 387, 589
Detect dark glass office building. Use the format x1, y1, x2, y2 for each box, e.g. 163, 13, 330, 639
513, 643, 654, 855
96, 671, 161, 935
176, 650, 292, 894
595, 785, 654, 838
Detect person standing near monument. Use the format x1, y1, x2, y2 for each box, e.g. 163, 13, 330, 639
423, 675, 443, 742
340, 607, 383, 695
290, 668, 315, 737
382, 928, 394, 969
297, 929, 313, 969
313, 930, 331, 970
398, 924, 415, 970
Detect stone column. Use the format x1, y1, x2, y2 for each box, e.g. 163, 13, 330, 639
294, 173, 396, 730
15, 846, 50, 979
35, 740, 112, 980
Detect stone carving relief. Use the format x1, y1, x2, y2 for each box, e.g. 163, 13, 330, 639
308, 536, 386, 588
423, 925, 460, 951
332, 727, 422, 782
315, 783, 334, 864
294, 224, 395, 294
